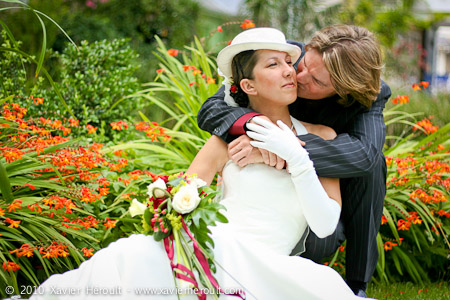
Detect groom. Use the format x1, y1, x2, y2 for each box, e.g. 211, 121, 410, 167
197, 25, 390, 297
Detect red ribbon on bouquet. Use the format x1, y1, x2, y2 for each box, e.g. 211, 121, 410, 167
163, 217, 246, 300
163, 236, 203, 296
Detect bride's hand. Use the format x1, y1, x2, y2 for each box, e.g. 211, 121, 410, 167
247, 117, 313, 176
247, 116, 286, 169
229, 132, 285, 169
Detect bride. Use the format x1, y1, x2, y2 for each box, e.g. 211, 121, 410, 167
31, 28, 368, 300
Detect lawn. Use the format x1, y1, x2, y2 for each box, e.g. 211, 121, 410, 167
367, 282, 450, 300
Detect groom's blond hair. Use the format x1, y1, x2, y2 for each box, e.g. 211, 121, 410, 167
306, 25, 382, 108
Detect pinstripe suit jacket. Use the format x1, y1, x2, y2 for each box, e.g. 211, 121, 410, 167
197, 74, 391, 179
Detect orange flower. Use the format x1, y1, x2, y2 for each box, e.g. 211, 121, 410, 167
90, 142, 103, 152
240, 19, 255, 30
381, 216, 388, 225
189, 82, 197, 86
383, 241, 398, 251
437, 210, 450, 218
0, 208, 5, 216
167, 48, 179, 57
111, 122, 121, 130
420, 81, 429, 88
2, 148, 24, 163
24, 183, 36, 190
156, 68, 165, 74
407, 212, 422, 225
385, 156, 393, 166
98, 187, 109, 196
2, 261, 21, 272
110, 120, 128, 131
51, 120, 63, 129
192, 69, 202, 76
10, 244, 34, 258
339, 245, 345, 252
27, 203, 42, 213
118, 177, 131, 186
413, 117, 438, 135
39, 242, 70, 259
392, 95, 409, 105
7, 199, 23, 212
104, 217, 116, 229
82, 247, 94, 257
68, 118, 80, 127
80, 187, 100, 203
217, 26, 223, 32
86, 124, 97, 134
114, 149, 127, 157
61, 127, 71, 136
33, 97, 44, 105
397, 219, 411, 231
183, 65, 190, 71
412, 83, 421, 91
5, 218, 21, 228
206, 77, 216, 85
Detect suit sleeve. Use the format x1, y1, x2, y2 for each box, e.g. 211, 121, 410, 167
302, 81, 391, 178
197, 85, 255, 142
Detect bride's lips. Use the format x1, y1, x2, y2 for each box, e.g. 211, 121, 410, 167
282, 82, 296, 88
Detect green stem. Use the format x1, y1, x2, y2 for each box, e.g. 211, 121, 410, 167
174, 229, 191, 270
171, 268, 182, 300
179, 233, 219, 299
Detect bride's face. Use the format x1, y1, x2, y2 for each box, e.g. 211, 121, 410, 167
244, 50, 297, 108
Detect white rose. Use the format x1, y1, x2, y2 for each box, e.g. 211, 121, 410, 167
190, 176, 207, 188
147, 178, 167, 198
172, 184, 201, 214
129, 198, 147, 217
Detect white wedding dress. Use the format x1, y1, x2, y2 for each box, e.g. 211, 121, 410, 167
31, 120, 364, 300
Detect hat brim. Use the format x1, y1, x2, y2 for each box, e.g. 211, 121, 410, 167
217, 42, 302, 78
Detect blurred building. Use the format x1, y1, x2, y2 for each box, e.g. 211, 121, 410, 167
417, 0, 450, 92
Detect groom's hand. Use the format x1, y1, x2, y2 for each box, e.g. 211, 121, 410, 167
248, 116, 286, 170
229, 135, 262, 167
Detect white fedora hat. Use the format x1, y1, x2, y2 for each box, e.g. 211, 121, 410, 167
217, 27, 301, 79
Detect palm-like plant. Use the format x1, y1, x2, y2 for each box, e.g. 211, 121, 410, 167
103, 35, 219, 173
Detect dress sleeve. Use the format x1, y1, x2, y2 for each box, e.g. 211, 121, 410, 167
197, 85, 255, 142
301, 81, 391, 178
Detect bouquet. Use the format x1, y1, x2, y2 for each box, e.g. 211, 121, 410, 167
129, 173, 243, 299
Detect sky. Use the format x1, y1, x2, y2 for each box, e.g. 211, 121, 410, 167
198, 0, 245, 16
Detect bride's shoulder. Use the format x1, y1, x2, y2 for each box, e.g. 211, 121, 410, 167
301, 123, 337, 140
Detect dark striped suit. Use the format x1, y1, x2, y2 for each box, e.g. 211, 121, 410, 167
197, 46, 391, 290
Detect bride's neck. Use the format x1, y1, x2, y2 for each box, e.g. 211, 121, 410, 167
249, 100, 291, 126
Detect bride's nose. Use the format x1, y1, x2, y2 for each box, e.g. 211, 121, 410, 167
282, 63, 294, 77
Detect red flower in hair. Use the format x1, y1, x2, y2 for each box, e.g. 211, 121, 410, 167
230, 85, 238, 93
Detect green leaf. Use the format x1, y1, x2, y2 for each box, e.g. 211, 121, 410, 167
33, 11, 46, 78
0, 160, 14, 203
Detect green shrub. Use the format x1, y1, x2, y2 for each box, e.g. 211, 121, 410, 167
0, 32, 30, 98
31, 39, 142, 141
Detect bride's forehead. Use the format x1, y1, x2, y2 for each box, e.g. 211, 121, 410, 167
255, 49, 289, 59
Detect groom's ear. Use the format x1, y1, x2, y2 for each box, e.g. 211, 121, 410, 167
240, 79, 257, 96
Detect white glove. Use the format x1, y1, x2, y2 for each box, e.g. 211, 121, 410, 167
246, 117, 312, 177
247, 117, 340, 238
